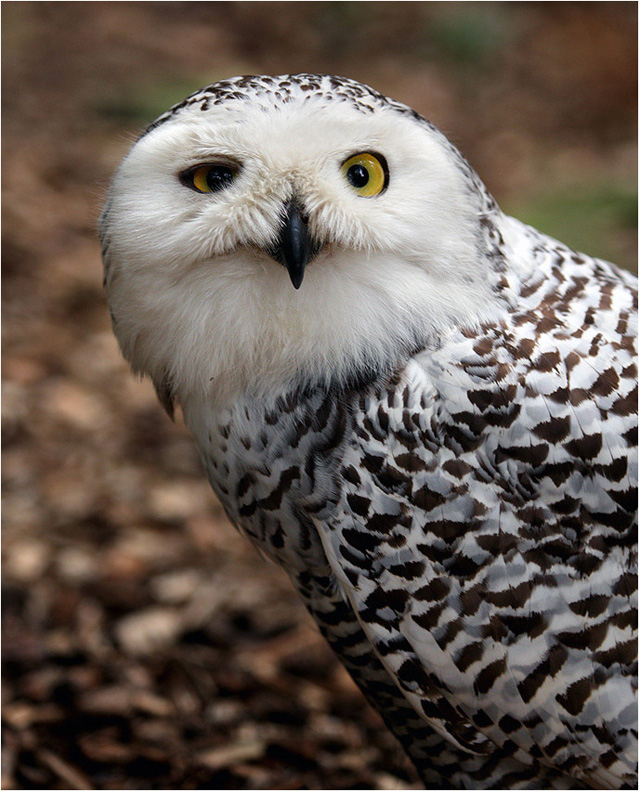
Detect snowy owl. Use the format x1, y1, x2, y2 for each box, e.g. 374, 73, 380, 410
100, 74, 637, 789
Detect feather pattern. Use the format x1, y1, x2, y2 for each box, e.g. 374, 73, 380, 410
102, 74, 638, 789
184, 218, 637, 789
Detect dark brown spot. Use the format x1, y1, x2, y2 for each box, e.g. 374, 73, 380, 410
363, 587, 409, 614
455, 641, 484, 672
556, 676, 593, 716
446, 554, 480, 577
569, 594, 611, 618
564, 432, 603, 460
414, 578, 450, 602
473, 656, 507, 695
613, 571, 638, 597
501, 612, 548, 639
361, 453, 384, 474
534, 350, 561, 372
498, 714, 521, 734
397, 658, 433, 691
468, 390, 499, 412
611, 385, 638, 417
475, 531, 519, 556
520, 278, 545, 299
366, 512, 400, 533
592, 368, 621, 397
340, 544, 372, 570
391, 447, 416, 471
557, 620, 608, 651
473, 337, 494, 356
533, 415, 571, 443
257, 466, 300, 510
494, 443, 549, 467
472, 709, 493, 728
592, 457, 628, 482
343, 528, 379, 554
343, 465, 361, 485
547, 385, 570, 404
459, 585, 483, 616
437, 619, 463, 650
411, 602, 446, 630
544, 734, 570, 758
517, 644, 568, 703
236, 472, 254, 499
593, 637, 637, 669
414, 485, 449, 512
441, 459, 474, 478
377, 404, 389, 433
346, 493, 370, 517
428, 520, 467, 543
453, 411, 487, 434
374, 464, 409, 493
542, 461, 576, 487
390, 560, 426, 579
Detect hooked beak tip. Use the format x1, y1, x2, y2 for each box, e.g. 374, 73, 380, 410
289, 270, 304, 290
268, 200, 315, 289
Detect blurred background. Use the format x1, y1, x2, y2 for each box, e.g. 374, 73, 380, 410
2, 2, 637, 789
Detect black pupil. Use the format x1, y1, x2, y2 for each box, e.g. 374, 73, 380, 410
206, 166, 234, 191
347, 163, 370, 188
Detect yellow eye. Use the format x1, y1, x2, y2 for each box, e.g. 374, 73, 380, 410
181, 163, 238, 193
341, 152, 388, 197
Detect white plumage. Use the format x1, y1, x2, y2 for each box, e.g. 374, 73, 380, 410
101, 74, 637, 789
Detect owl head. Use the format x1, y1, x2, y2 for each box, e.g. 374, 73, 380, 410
101, 74, 505, 408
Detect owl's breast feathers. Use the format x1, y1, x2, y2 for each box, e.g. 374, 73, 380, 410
187, 222, 637, 789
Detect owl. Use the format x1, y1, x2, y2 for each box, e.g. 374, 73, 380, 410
100, 74, 638, 789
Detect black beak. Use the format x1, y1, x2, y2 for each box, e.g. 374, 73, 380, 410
269, 201, 314, 290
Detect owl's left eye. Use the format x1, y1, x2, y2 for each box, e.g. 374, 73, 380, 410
180, 162, 239, 194
341, 152, 388, 197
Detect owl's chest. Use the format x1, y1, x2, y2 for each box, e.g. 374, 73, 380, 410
183, 386, 356, 571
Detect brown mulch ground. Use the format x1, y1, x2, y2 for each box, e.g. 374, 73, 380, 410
2, 3, 636, 789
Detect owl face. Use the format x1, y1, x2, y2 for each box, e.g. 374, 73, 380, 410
102, 75, 503, 404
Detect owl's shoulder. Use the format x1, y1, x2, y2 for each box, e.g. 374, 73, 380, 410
343, 238, 638, 544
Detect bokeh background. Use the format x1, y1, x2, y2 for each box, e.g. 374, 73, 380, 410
2, 3, 637, 789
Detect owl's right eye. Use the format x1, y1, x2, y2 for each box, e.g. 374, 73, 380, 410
180, 163, 239, 194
